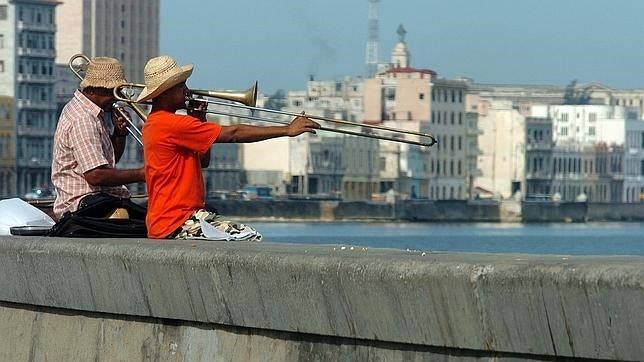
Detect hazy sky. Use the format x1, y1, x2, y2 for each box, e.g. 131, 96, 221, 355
160, 1, 644, 94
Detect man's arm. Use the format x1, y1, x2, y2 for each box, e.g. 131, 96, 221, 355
110, 133, 127, 163
217, 116, 319, 143
110, 108, 131, 163
200, 147, 211, 168
84, 166, 145, 186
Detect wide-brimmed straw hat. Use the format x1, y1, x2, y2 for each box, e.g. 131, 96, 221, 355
136, 56, 194, 102
79, 57, 127, 90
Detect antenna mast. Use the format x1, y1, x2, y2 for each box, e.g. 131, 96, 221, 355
365, 0, 379, 78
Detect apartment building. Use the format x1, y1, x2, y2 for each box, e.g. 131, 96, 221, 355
55, 0, 158, 82
0, 0, 59, 197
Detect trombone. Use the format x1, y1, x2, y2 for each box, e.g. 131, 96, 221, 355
68, 54, 146, 146
114, 83, 437, 147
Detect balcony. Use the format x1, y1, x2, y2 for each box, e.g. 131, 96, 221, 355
16, 73, 54, 84
16, 125, 53, 136
17, 21, 56, 33
17, 47, 56, 59
525, 171, 552, 179
525, 143, 553, 151
16, 99, 56, 111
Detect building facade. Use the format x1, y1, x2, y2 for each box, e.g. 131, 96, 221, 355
55, 0, 159, 82
524, 104, 643, 202
474, 100, 525, 198
0, 0, 59, 197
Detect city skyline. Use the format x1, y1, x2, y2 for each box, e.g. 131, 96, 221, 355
160, 0, 644, 94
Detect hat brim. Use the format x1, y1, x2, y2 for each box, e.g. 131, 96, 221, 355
79, 78, 126, 90
136, 64, 194, 102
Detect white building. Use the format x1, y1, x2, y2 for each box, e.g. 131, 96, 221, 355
280, 77, 377, 200
0, 0, 59, 196
530, 104, 643, 202
474, 100, 525, 198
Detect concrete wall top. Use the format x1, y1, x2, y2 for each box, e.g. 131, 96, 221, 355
0, 236, 642, 360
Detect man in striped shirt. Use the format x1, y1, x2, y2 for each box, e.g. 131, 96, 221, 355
51, 57, 145, 220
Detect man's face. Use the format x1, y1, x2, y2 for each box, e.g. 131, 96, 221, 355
162, 82, 189, 110
85, 87, 117, 110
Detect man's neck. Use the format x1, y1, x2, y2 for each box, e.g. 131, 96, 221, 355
151, 102, 179, 114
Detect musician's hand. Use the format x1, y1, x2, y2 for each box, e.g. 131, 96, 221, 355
287, 114, 320, 137
187, 98, 208, 121
111, 107, 130, 136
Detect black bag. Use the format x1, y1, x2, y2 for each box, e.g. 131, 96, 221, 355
47, 194, 148, 238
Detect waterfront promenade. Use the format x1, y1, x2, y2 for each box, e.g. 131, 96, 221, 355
0, 235, 642, 360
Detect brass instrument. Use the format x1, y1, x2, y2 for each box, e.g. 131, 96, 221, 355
68, 54, 145, 146
115, 82, 436, 147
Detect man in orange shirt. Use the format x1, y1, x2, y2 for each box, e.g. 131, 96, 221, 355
137, 56, 320, 239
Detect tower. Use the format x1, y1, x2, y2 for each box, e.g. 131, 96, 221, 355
391, 24, 410, 68
365, 0, 379, 78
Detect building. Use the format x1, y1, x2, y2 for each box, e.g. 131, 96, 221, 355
524, 104, 643, 202
429, 77, 473, 199
55, 0, 159, 82
474, 100, 525, 198
364, 26, 478, 200
290, 77, 368, 199
0, 0, 59, 197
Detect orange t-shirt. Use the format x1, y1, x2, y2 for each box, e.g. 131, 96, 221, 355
143, 110, 222, 238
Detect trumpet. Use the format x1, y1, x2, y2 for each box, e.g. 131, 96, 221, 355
68, 54, 146, 146
114, 82, 437, 147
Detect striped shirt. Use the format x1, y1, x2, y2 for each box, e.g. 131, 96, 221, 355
51, 90, 130, 219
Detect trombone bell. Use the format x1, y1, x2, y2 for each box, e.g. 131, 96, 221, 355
190, 81, 257, 107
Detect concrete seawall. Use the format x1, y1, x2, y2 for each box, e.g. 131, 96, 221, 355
207, 199, 644, 223
0, 236, 642, 361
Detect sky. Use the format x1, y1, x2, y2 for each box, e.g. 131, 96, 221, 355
160, 0, 644, 95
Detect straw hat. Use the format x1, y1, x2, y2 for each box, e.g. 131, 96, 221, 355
79, 57, 127, 90
136, 56, 194, 102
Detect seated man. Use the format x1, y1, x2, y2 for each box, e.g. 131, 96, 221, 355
51, 57, 145, 220
136, 55, 320, 240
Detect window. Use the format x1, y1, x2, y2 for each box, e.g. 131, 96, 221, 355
588, 126, 595, 136
385, 88, 395, 101
0, 5, 7, 20
419, 93, 424, 100
0, 60, 4, 73
561, 113, 569, 122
